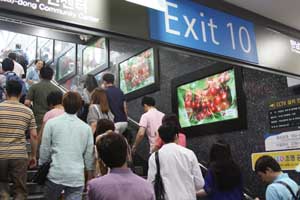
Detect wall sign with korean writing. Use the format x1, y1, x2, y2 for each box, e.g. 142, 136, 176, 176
269, 97, 300, 132
264, 130, 300, 151
0, 0, 100, 25
251, 150, 300, 171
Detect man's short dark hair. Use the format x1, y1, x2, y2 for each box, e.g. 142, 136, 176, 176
8, 52, 17, 61
1, 58, 14, 72
6, 80, 22, 97
96, 133, 127, 168
40, 66, 54, 80
102, 73, 114, 84
141, 96, 155, 106
158, 123, 178, 143
255, 155, 281, 173
62, 92, 82, 114
47, 91, 63, 107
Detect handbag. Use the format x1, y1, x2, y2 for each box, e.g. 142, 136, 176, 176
154, 151, 166, 200
31, 160, 51, 185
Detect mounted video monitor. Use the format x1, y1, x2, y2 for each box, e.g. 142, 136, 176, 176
118, 48, 159, 100
82, 38, 109, 75
172, 63, 247, 136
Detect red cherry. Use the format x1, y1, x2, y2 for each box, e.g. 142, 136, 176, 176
192, 101, 196, 108
211, 106, 217, 113
216, 106, 222, 112
214, 96, 222, 105
221, 92, 227, 100
196, 103, 200, 109
221, 101, 230, 110
202, 102, 207, 108
209, 87, 217, 96
185, 101, 192, 108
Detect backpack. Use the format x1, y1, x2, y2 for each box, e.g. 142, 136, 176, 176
276, 181, 300, 200
4, 72, 27, 97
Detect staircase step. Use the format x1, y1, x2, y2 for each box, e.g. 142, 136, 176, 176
9, 182, 43, 195
27, 194, 45, 200
27, 169, 37, 181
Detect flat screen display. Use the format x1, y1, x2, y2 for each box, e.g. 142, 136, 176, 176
177, 69, 238, 128
119, 48, 155, 95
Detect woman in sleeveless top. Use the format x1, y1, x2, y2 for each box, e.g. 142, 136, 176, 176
87, 88, 114, 133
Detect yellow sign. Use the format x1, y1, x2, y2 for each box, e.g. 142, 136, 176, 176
269, 98, 300, 109
251, 150, 300, 171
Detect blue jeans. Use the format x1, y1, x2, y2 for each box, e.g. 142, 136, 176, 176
44, 180, 84, 200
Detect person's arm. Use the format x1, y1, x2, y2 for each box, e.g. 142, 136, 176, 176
87, 105, 98, 134
84, 127, 95, 180
191, 153, 205, 191
25, 86, 34, 107
132, 127, 146, 153
26, 69, 34, 85
39, 122, 52, 165
29, 128, 38, 168
147, 154, 156, 184
196, 189, 208, 197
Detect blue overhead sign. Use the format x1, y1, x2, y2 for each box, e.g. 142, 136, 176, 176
149, 0, 258, 64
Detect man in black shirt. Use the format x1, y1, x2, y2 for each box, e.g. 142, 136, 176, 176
102, 73, 128, 134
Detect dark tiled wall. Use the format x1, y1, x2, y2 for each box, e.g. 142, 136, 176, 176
107, 38, 299, 198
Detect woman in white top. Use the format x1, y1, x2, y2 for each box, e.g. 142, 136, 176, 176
87, 88, 114, 133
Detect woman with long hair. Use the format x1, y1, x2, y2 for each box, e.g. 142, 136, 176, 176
83, 74, 98, 104
87, 88, 114, 133
197, 141, 243, 200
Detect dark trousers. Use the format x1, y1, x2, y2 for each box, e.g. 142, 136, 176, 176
0, 159, 28, 200
44, 180, 84, 200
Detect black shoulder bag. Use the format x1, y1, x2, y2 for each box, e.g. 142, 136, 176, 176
276, 181, 300, 200
154, 151, 166, 200
31, 160, 51, 185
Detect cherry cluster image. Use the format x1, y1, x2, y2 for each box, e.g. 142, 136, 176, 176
122, 49, 152, 89
183, 71, 233, 121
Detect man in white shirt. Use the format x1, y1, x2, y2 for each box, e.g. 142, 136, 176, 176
147, 124, 204, 200
8, 53, 24, 78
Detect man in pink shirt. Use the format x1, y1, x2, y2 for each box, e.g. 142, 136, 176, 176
132, 96, 164, 153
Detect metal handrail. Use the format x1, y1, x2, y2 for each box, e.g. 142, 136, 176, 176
128, 116, 139, 127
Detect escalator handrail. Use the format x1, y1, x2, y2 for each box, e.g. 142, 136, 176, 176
128, 116, 140, 127
127, 117, 255, 200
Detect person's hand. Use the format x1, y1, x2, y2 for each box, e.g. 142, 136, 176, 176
132, 145, 137, 154
255, 197, 260, 200
28, 157, 37, 169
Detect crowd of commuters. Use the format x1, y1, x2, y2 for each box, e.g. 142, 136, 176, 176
1, 54, 300, 200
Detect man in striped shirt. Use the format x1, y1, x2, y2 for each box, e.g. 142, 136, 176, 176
0, 80, 37, 200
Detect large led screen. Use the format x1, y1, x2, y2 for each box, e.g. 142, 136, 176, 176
177, 69, 238, 128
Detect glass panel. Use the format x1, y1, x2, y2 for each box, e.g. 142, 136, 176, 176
56, 46, 76, 81
82, 38, 107, 75
0, 30, 36, 65
37, 37, 54, 63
